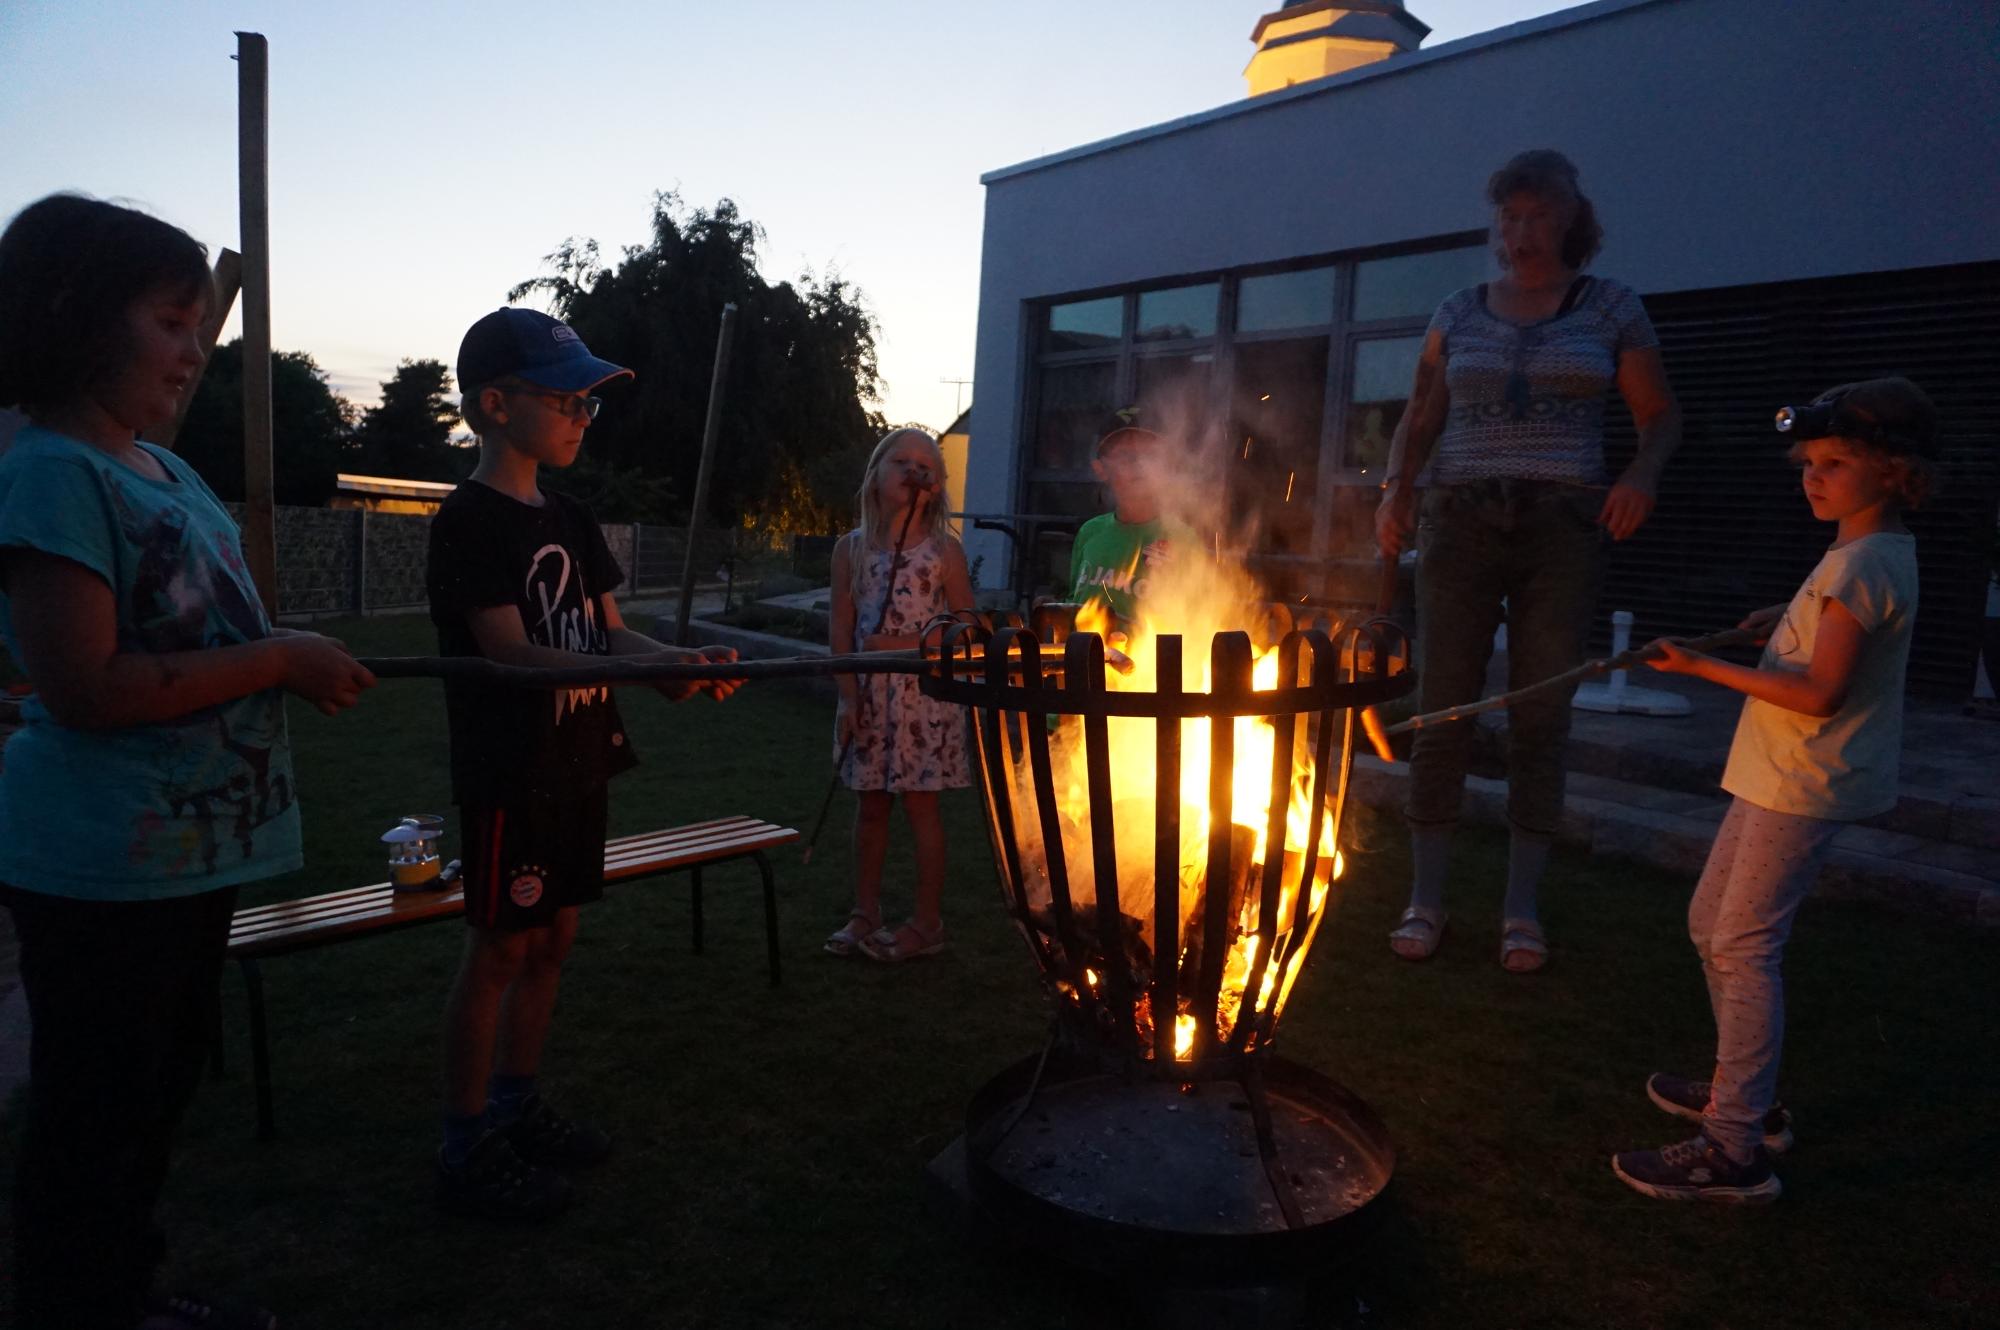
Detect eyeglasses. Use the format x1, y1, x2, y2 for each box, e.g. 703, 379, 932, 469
507, 388, 603, 421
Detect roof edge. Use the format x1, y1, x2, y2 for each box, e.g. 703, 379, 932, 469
981, 0, 1670, 186
1249, 1, 1430, 47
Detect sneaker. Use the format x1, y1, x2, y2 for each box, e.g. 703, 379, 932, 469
1611, 1134, 1782, 1204
141, 1290, 278, 1329
504, 1093, 612, 1169
1646, 1072, 1795, 1154
437, 1128, 572, 1221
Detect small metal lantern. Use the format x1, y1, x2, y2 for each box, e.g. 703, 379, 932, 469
382, 813, 445, 891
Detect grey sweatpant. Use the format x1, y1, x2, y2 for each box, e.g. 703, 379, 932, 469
1688, 797, 1842, 1161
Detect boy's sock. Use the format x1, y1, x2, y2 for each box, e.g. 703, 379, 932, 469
441, 1111, 487, 1168
1503, 827, 1551, 921
1408, 823, 1451, 916
487, 1073, 538, 1127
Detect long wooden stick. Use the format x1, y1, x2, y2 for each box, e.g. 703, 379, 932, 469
236, 32, 276, 615
153, 248, 241, 450
1383, 626, 1755, 737
355, 649, 940, 688
675, 302, 738, 646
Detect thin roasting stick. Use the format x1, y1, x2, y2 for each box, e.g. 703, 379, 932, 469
1383, 626, 1755, 737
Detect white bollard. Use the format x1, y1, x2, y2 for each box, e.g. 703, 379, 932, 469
1604, 609, 1632, 707
1573, 609, 1691, 716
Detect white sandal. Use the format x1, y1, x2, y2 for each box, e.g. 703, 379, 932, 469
860, 918, 947, 963
823, 910, 879, 957
1388, 905, 1447, 961
1500, 917, 1549, 973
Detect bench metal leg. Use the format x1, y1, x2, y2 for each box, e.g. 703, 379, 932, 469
689, 866, 704, 956
753, 851, 780, 987
239, 956, 276, 1141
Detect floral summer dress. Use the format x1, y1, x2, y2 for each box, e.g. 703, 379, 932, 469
837, 532, 970, 793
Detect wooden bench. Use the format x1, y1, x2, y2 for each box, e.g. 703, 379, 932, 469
225, 816, 798, 1139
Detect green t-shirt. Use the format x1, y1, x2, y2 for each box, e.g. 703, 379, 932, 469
1068, 512, 1169, 625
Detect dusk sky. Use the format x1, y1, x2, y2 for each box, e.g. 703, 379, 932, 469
2, 0, 1573, 431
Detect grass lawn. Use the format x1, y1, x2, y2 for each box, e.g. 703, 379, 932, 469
4, 610, 1996, 1328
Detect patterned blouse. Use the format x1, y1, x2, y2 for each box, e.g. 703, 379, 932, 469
1423, 276, 1660, 486
836, 533, 971, 794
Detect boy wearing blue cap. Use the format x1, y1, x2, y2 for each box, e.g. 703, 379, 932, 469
428, 308, 739, 1220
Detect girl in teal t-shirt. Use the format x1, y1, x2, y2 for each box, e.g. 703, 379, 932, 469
0, 194, 375, 1330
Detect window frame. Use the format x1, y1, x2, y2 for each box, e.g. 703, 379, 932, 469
1019, 231, 1486, 558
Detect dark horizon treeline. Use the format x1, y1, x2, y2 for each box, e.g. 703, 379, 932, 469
175, 192, 887, 530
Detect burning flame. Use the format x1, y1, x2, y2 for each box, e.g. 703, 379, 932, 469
1030, 542, 1351, 1062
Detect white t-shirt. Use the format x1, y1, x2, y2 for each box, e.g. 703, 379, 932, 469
1721, 533, 1918, 821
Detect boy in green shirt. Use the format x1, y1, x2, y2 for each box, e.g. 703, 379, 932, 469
1068, 408, 1173, 635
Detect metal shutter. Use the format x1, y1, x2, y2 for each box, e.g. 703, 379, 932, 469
1599, 261, 2000, 697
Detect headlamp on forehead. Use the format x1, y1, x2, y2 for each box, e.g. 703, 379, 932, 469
1773, 389, 1920, 456
1773, 400, 1844, 441
1773, 377, 1939, 459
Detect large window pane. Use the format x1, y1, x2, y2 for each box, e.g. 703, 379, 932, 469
1230, 336, 1329, 555
1033, 360, 1117, 471
1046, 296, 1123, 352
1236, 266, 1336, 333
1352, 245, 1487, 321
1344, 335, 1423, 476
1135, 283, 1218, 342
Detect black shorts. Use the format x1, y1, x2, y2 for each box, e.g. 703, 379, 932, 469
459, 787, 609, 932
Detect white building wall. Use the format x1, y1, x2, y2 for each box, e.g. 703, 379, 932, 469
965, 0, 2000, 583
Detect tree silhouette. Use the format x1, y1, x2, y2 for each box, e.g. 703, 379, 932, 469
509, 192, 885, 530
176, 340, 351, 504
348, 358, 466, 482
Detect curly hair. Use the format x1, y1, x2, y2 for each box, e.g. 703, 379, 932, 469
1486, 149, 1603, 271
1784, 376, 1941, 510
0, 194, 212, 416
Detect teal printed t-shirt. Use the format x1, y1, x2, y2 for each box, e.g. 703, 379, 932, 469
1068, 512, 1169, 624
0, 426, 302, 899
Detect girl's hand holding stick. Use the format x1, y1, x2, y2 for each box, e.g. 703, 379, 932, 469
273, 630, 377, 716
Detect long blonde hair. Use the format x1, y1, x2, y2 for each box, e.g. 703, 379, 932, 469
850, 426, 953, 602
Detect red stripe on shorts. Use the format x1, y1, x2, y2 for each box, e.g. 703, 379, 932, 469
481, 808, 507, 928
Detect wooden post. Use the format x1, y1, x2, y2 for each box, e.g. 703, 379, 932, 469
674, 303, 737, 645
152, 247, 242, 450
236, 32, 277, 615
350, 508, 368, 615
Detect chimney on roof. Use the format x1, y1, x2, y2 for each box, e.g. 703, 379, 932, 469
1244, 1, 1429, 97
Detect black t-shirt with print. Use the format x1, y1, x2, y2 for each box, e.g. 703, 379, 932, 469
426, 481, 637, 804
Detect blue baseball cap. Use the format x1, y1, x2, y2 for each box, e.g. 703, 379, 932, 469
455, 308, 633, 394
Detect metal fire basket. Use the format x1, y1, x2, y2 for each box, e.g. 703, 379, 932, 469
919, 609, 1413, 1277
920, 608, 1411, 1077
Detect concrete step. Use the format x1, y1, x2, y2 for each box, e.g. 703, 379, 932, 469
1559, 728, 2000, 852
1349, 756, 2000, 931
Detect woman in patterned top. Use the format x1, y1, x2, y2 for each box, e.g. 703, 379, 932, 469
1374, 149, 1683, 971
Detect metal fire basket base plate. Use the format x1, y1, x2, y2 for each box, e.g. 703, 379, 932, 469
942, 1051, 1395, 1286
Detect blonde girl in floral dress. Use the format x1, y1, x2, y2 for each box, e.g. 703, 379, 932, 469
823, 428, 974, 962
